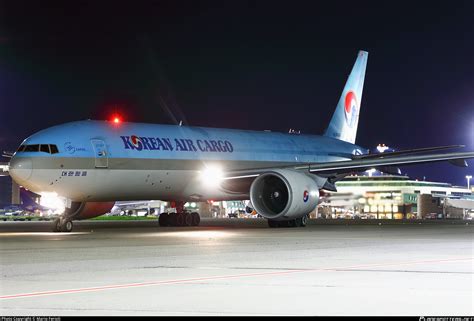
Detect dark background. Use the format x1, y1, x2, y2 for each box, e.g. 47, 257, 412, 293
1, 1, 473, 185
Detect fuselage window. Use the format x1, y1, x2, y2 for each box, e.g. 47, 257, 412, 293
17, 145, 26, 152
24, 145, 40, 152
40, 144, 50, 153
49, 145, 59, 154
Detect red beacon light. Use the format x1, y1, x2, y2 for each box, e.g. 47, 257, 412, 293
111, 115, 122, 124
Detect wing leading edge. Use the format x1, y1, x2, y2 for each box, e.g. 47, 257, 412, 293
351, 145, 464, 160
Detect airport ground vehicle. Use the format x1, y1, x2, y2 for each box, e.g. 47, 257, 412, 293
228, 212, 238, 218
425, 213, 444, 219
228, 209, 246, 218
3, 205, 24, 216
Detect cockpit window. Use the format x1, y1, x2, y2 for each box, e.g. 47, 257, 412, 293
24, 144, 39, 152
17, 144, 59, 154
40, 144, 50, 153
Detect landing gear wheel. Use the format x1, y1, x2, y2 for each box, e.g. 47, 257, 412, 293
59, 219, 73, 232
277, 221, 289, 228
268, 220, 279, 228
176, 213, 185, 226
159, 213, 169, 227
52, 218, 61, 232
184, 213, 193, 226
295, 217, 303, 227
300, 214, 308, 227
168, 213, 177, 226
287, 219, 297, 228
191, 212, 200, 226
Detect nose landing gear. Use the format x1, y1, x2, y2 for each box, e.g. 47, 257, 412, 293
52, 217, 74, 232
51, 201, 84, 233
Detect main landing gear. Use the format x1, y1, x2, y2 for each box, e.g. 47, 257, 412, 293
159, 212, 200, 227
158, 201, 201, 227
267, 215, 308, 228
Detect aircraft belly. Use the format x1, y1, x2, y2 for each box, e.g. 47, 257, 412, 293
30, 168, 246, 202
19, 156, 310, 202
85, 169, 248, 202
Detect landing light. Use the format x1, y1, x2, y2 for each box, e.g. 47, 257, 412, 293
39, 192, 66, 215
199, 165, 224, 188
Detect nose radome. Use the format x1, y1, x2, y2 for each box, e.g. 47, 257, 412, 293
9, 157, 33, 182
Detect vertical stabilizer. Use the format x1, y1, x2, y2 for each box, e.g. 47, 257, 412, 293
324, 50, 368, 144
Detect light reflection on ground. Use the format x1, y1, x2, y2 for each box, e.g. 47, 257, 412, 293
0, 232, 90, 236
145, 230, 236, 239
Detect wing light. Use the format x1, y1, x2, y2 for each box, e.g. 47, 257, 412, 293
199, 165, 224, 188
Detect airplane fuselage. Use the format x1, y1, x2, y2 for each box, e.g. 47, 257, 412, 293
9, 120, 364, 202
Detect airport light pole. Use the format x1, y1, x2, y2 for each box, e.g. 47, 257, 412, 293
466, 175, 472, 190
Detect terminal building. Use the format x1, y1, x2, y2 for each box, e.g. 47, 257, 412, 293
201, 173, 474, 220
317, 174, 474, 220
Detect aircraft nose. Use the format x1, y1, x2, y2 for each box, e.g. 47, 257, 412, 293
9, 156, 33, 182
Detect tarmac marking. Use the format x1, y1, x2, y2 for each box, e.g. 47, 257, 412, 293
0, 270, 307, 300
1, 256, 472, 300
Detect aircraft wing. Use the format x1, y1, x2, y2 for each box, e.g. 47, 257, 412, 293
351, 145, 464, 160
224, 151, 474, 179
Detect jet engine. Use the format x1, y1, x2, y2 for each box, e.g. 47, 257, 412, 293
65, 201, 115, 220
250, 169, 319, 220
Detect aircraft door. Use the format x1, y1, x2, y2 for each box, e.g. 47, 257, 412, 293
91, 139, 108, 168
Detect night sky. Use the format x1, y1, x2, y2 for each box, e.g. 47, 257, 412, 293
1, 1, 473, 186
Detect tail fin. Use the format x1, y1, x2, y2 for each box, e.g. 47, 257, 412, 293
324, 50, 368, 144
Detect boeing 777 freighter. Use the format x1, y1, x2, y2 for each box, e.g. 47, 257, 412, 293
8, 51, 474, 231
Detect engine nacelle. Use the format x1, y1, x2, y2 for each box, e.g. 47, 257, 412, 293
66, 201, 115, 220
250, 169, 319, 220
